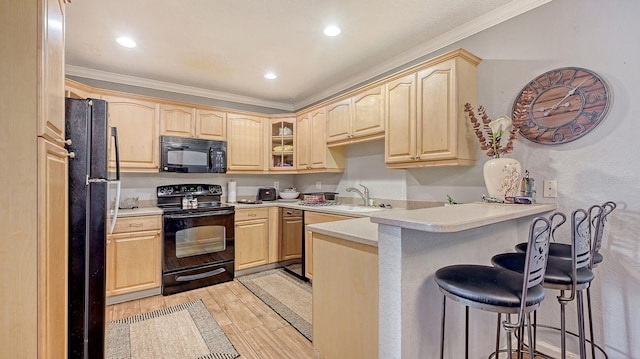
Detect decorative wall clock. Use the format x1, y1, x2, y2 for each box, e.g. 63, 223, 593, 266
512, 67, 610, 144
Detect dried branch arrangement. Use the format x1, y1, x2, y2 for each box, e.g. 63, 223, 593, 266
465, 89, 534, 158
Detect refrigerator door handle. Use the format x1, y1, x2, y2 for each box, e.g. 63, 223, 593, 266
107, 127, 121, 234
110, 127, 121, 181
108, 180, 121, 235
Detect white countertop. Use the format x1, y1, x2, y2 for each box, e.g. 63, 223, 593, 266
369, 202, 557, 232
307, 217, 379, 247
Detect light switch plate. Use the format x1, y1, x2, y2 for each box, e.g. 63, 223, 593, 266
315, 181, 322, 189
274, 181, 279, 189
543, 180, 558, 198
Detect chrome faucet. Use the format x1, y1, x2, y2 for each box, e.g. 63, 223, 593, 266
346, 184, 370, 206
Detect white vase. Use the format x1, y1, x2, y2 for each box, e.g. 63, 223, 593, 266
483, 158, 522, 201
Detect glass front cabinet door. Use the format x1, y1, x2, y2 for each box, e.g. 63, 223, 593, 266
270, 118, 296, 171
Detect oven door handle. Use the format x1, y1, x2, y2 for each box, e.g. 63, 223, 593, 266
176, 268, 227, 282
164, 209, 235, 219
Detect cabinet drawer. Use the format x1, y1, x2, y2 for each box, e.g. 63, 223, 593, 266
112, 215, 161, 234
235, 207, 270, 221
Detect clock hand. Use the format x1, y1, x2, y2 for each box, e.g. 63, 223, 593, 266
543, 78, 588, 116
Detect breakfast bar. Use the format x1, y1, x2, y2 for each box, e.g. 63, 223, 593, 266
308, 202, 556, 359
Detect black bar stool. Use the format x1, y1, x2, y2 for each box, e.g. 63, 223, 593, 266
513, 202, 615, 358
435, 216, 553, 359
492, 207, 599, 359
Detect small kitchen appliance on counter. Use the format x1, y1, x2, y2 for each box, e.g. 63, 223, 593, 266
258, 187, 277, 201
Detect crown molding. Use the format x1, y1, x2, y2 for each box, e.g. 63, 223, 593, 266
294, 0, 553, 109
65, 65, 295, 111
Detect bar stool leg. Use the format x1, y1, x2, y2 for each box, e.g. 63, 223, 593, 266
465, 306, 470, 359
586, 287, 596, 359
526, 313, 535, 359
505, 314, 514, 359
440, 295, 446, 359
559, 290, 567, 359
577, 291, 587, 359
494, 314, 501, 359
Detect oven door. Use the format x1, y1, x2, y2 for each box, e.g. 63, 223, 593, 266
162, 209, 235, 295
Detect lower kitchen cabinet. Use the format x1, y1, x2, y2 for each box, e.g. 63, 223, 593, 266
312, 232, 379, 359
303, 212, 352, 280
106, 215, 162, 298
234, 207, 279, 271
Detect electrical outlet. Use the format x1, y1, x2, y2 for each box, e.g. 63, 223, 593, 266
543, 180, 558, 198
274, 181, 279, 189
315, 181, 322, 189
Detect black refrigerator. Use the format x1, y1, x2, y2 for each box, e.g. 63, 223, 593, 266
66, 98, 119, 359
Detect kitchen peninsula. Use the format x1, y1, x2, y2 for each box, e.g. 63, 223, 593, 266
308, 202, 556, 359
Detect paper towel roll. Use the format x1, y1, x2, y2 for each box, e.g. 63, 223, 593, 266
227, 180, 237, 203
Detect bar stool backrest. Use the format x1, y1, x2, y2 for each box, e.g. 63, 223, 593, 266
523, 216, 554, 289
573, 208, 593, 270
591, 201, 616, 268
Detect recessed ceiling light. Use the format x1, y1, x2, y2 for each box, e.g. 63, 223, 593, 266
264, 72, 278, 80
323, 26, 341, 37
116, 36, 137, 48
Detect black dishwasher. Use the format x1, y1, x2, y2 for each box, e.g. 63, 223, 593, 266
279, 208, 306, 280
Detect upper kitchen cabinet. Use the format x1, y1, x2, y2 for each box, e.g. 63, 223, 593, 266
385, 49, 481, 168
160, 104, 226, 140
160, 104, 195, 138
100, 93, 160, 173
65, 79, 94, 100
39, 0, 67, 145
195, 108, 226, 140
227, 113, 267, 172
326, 85, 385, 146
270, 117, 296, 172
296, 108, 345, 173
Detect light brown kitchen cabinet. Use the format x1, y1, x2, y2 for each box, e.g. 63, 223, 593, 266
160, 104, 226, 140
160, 104, 196, 137
65, 79, 94, 99
270, 117, 296, 172
38, 137, 69, 358
385, 49, 480, 168
227, 113, 267, 172
195, 108, 226, 140
106, 215, 162, 297
39, 0, 67, 145
313, 232, 378, 359
296, 109, 345, 173
235, 208, 271, 270
326, 85, 385, 146
3, 0, 70, 356
303, 211, 352, 279
100, 93, 160, 172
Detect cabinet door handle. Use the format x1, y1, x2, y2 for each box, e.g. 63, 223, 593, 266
248, 213, 257, 217
410, 156, 415, 160
129, 222, 143, 227
57, 138, 72, 146
416, 156, 421, 160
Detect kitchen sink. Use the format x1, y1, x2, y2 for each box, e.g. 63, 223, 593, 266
328, 205, 385, 213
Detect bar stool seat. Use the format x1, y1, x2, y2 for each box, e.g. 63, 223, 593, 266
435, 216, 553, 359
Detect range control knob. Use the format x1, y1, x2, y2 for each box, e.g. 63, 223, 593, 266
166, 187, 173, 195
197, 185, 203, 193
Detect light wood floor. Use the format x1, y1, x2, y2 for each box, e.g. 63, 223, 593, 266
106, 280, 318, 359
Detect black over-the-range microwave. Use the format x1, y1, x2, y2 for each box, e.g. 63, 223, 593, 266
160, 136, 227, 173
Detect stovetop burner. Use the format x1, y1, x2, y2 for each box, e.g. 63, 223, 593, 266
157, 183, 234, 214
298, 201, 341, 207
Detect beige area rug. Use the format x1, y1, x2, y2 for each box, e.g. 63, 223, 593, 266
238, 268, 312, 341
106, 299, 238, 359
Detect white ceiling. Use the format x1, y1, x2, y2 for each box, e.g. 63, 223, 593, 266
65, 0, 550, 111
